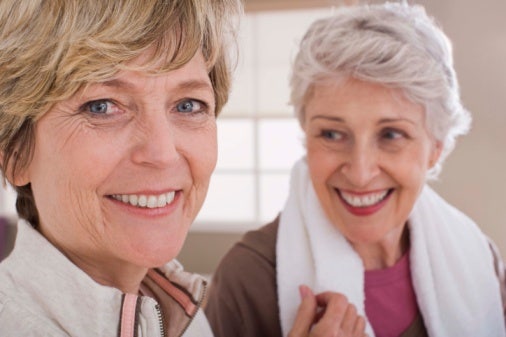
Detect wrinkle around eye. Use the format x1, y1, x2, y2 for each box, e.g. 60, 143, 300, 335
41, 108, 91, 152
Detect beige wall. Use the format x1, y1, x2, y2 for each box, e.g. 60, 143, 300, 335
415, 0, 506, 255
178, 0, 506, 273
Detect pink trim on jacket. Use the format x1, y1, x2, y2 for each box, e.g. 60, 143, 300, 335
120, 294, 138, 337
147, 269, 197, 316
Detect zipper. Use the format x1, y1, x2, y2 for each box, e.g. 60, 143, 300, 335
177, 280, 207, 337
154, 303, 167, 337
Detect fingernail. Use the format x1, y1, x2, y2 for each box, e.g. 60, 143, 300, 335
299, 285, 309, 298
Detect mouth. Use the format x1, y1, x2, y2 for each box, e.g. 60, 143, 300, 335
109, 191, 177, 209
337, 188, 393, 215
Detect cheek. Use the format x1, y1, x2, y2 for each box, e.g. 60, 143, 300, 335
306, 145, 339, 180
403, 147, 433, 177
185, 127, 217, 189
384, 149, 431, 195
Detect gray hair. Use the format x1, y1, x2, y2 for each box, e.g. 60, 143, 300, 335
290, 2, 471, 178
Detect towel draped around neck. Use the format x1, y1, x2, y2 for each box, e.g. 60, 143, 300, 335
276, 158, 505, 337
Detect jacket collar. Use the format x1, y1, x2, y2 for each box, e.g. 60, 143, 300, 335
2, 220, 208, 336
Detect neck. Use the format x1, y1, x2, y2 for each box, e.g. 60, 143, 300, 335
353, 224, 410, 270
66, 251, 148, 294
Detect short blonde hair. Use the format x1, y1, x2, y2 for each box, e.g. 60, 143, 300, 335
0, 0, 241, 226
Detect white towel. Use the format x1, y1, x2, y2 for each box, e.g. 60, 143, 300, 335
277, 158, 505, 337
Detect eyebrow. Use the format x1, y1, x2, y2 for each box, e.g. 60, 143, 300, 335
310, 115, 416, 125
100, 78, 214, 92
310, 115, 345, 122
378, 117, 417, 125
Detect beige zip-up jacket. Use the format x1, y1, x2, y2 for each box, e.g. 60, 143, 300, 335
0, 220, 213, 337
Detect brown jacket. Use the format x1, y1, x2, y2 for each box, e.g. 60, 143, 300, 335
205, 217, 506, 337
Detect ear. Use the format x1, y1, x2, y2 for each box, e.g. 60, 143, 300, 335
0, 150, 30, 187
428, 140, 443, 169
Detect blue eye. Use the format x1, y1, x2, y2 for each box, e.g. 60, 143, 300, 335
320, 130, 344, 140
176, 99, 202, 113
80, 99, 123, 117
84, 100, 112, 115
382, 129, 404, 140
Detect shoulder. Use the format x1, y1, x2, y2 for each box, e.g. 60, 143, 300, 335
238, 216, 279, 265
0, 245, 62, 337
205, 217, 282, 337
0, 292, 66, 337
210, 216, 279, 287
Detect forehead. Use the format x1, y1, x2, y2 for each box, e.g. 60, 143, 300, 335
306, 78, 425, 122
83, 52, 213, 95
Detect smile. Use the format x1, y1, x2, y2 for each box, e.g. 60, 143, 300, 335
337, 189, 392, 216
110, 191, 176, 209
339, 190, 390, 208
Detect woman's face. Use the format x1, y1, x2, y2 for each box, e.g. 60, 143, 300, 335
304, 78, 441, 246
17, 53, 217, 284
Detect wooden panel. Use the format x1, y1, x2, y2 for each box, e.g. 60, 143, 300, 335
244, 0, 357, 12
177, 231, 243, 275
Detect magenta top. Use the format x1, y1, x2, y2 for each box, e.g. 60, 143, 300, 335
364, 250, 419, 337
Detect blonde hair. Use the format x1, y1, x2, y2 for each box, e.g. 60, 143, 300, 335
0, 0, 241, 226
291, 2, 470, 178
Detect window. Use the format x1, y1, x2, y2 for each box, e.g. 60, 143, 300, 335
194, 8, 331, 231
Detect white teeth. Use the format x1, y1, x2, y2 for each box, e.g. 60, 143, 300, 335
129, 195, 138, 206
138, 195, 147, 207
111, 191, 176, 208
340, 190, 389, 207
157, 194, 167, 207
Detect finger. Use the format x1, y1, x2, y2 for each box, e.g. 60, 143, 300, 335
310, 292, 348, 335
288, 285, 317, 337
353, 316, 367, 337
340, 303, 357, 334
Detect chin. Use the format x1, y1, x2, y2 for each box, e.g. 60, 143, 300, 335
125, 237, 185, 269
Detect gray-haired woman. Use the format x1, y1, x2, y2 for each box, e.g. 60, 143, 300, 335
205, 3, 506, 337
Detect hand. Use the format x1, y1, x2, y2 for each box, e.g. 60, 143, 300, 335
288, 285, 367, 337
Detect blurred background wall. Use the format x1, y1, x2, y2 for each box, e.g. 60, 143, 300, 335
178, 0, 506, 275
1, 0, 505, 274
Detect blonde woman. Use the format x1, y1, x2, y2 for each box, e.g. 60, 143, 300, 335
0, 1, 239, 336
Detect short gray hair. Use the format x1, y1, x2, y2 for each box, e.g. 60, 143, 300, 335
290, 2, 471, 178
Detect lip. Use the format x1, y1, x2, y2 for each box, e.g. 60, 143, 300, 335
106, 190, 182, 218
336, 188, 393, 216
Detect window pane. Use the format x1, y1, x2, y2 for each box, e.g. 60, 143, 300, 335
260, 173, 291, 223
256, 9, 331, 65
257, 65, 292, 115
196, 173, 255, 222
259, 119, 305, 170
220, 15, 255, 117
216, 119, 254, 170
221, 65, 255, 117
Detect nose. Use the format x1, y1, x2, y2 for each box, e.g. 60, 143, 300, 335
130, 112, 179, 168
340, 141, 381, 188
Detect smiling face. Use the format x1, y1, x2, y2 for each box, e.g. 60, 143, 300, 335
304, 78, 441, 252
15, 52, 216, 290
